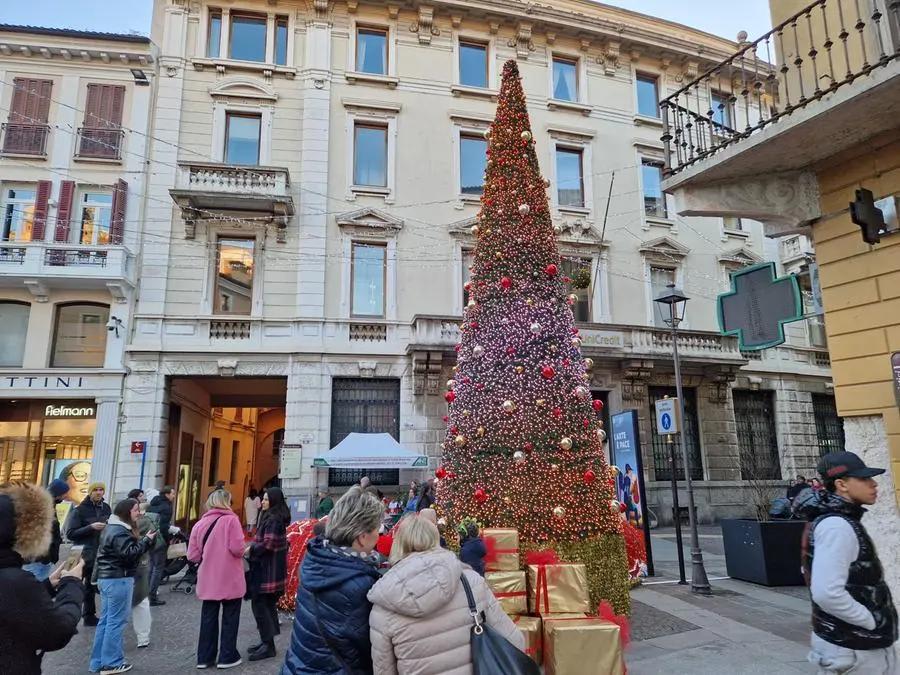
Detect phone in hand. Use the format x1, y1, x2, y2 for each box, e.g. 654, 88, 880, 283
64, 545, 84, 571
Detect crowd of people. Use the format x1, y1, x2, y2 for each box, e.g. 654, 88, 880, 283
0, 450, 895, 674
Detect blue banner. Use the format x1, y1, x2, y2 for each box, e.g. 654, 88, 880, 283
610, 411, 645, 530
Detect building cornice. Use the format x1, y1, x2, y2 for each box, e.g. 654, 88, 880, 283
0, 35, 154, 66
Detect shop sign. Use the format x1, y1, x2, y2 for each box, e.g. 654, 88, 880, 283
3, 376, 86, 389
892, 352, 900, 407
44, 404, 96, 418
579, 330, 625, 349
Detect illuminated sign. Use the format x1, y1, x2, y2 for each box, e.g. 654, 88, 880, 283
44, 404, 96, 418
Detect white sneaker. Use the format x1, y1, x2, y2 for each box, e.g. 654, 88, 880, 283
217, 659, 242, 669
137, 641, 149, 649
100, 665, 133, 675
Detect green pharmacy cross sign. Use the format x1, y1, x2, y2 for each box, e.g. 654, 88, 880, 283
717, 262, 804, 351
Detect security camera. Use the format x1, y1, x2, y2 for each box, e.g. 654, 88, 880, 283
106, 318, 118, 331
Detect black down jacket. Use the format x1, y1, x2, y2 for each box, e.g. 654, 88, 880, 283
281, 539, 382, 675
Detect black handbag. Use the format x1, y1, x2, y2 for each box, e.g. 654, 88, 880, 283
459, 573, 541, 675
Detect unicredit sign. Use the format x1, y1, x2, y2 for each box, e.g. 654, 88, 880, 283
44, 404, 96, 418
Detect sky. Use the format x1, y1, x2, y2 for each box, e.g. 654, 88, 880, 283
0, 0, 772, 43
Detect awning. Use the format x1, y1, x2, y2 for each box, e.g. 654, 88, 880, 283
312, 433, 429, 469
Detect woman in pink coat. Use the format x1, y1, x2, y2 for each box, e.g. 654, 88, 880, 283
187, 489, 246, 670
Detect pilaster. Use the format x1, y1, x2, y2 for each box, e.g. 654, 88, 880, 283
91, 398, 122, 494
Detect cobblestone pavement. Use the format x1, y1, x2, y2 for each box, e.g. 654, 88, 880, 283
43, 578, 292, 675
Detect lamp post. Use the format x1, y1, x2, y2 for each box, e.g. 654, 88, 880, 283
654, 283, 711, 595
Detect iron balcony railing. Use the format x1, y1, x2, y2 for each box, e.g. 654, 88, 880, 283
75, 127, 124, 160
661, 0, 900, 176
1, 123, 50, 156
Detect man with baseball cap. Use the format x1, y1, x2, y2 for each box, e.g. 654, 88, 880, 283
794, 451, 898, 673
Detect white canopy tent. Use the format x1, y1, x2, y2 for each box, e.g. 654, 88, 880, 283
312, 432, 429, 469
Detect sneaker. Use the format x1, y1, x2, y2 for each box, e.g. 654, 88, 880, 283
216, 658, 242, 669
149, 597, 166, 606
83, 615, 99, 627
100, 665, 133, 675
196, 665, 211, 670
137, 641, 149, 648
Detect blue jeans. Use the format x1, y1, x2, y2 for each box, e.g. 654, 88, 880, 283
90, 577, 134, 672
23, 561, 53, 581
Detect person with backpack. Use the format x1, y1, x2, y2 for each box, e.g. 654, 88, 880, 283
186, 489, 246, 670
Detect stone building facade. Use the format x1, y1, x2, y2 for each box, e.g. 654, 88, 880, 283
83, 0, 842, 523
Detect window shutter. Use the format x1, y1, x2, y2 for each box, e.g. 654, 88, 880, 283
54, 181, 76, 243
84, 84, 102, 128
109, 86, 126, 127
84, 84, 126, 128
9, 78, 52, 123
30, 180, 53, 242
110, 179, 128, 244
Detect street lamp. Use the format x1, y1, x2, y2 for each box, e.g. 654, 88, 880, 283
654, 282, 712, 595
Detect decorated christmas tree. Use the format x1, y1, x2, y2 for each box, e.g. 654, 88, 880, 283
435, 60, 630, 615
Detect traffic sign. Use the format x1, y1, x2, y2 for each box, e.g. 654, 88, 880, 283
130, 440, 147, 454
654, 398, 680, 435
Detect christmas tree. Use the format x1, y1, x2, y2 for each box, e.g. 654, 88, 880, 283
436, 60, 630, 614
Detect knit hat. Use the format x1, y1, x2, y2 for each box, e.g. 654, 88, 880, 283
48, 479, 70, 499
87, 482, 106, 494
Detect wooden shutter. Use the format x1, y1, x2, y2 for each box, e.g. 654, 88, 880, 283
84, 84, 126, 128
54, 181, 76, 243
110, 179, 128, 244
9, 78, 52, 123
30, 180, 53, 242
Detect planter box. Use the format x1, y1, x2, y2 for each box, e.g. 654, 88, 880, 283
720, 518, 807, 586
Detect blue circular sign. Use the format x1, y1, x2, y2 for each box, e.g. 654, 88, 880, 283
661, 412, 672, 430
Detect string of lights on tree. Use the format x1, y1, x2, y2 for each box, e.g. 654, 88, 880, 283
435, 60, 625, 546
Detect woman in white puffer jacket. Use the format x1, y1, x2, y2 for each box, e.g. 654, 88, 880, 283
367, 515, 524, 675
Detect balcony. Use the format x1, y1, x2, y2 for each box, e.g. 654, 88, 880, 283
170, 162, 294, 220
75, 127, 124, 161
1, 123, 50, 157
661, 0, 900, 193
0, 243, 135, 302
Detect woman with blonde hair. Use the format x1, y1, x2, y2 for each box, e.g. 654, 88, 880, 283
186, 489, 246, 670
368, 515, 524, 674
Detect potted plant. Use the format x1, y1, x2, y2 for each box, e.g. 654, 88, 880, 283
720, 462, 807, 586
570, 267, 591, 290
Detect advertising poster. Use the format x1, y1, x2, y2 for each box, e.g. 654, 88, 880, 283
610, 410, 654, 576
51, 458, 93, 505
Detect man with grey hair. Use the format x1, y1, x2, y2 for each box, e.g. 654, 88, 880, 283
283, 486, 385, 674
359, 476, 371, 491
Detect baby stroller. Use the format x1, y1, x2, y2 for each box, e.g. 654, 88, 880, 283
162, 530, 196, 594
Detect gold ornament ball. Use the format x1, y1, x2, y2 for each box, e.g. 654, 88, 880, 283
543, 178, 551, 188
446, 379, 456, 390
472, 345, 485, 357
495, 251, 503, 259
452, 365, 459, 373
551, 463, 560, 471
572, 337, 583, 348
521, 130, 532, 141
518, 203, 530, 216
611, 465, 620, 475
477, 426, 485, 437
559, 437, 573, 451
483, 128, 491, 139
512, 450, 526, 462
575, 386, 590, 400
454, 435, 466, 447
467, 299, 476, 309
471, 224, 480, 236
553, 506, 566, 518
598, 429, 608, 443
515, 365, 524, 374
502, 399, 516, 413
530, 322, 542, 334
609, 500, 620, 513
584, 359, 594, 371
526, 298, 535, 306
553, 224, 562, 235
567, 294, 578, 305
463, 409, 471, 417
503, 496, 512, 504
536, 399, 546, 406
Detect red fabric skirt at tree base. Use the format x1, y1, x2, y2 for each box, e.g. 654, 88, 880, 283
621, 521, 647, 586
277, 518, 320, 612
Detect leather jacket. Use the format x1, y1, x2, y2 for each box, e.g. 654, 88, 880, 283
797, 490, 898, 650
94, 516, 152, 581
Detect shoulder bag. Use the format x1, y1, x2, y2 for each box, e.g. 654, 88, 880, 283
197, 515, 224, 565
459, 573, 540, 675
312, 592, 359, 675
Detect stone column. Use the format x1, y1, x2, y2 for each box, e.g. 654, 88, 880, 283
91, 397, 121, 494
280, 358, 327, 516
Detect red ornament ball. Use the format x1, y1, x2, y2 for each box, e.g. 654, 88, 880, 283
474, 487, 488, 503
450, 426, 458, 435
582, 419, 590, 428
470, 321, 479, 329
500, 276, 512, 289
435, 466, 447, 480
442, 415, 449, 423
545, 264, 558, 277
541, 366, 555, 380
445, 391, 456, 403
619, 503, 627, 513
584, 469, 596, 485
524, 442, 534, 452
507, 346, 516, 355
552, 408, 563, 418
592, 400, 604, 412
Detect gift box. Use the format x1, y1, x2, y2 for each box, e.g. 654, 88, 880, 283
483, 528, 519, 572
512, 615, 542, 665
486, 570, 527, 615
543, 617, 624, 675
527, 563, 590, 615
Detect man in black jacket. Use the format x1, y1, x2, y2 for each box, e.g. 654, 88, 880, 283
65, 481, 111, 625
22, 479, 70, 581
147, 486, 176, 606
795, 452, 898, 674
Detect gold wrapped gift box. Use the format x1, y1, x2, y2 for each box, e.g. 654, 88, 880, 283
483, 528, 520, 572
526, 563, 591, 615
543, 616, 625, 675
486, 570, 527, 615
511, 615, 542, 665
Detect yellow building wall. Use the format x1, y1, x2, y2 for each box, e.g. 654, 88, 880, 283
813, 135, 900, 507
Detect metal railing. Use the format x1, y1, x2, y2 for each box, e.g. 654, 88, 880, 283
1, 123, 50, 156
661, 0, 900, 176
75, 127, 124, 160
